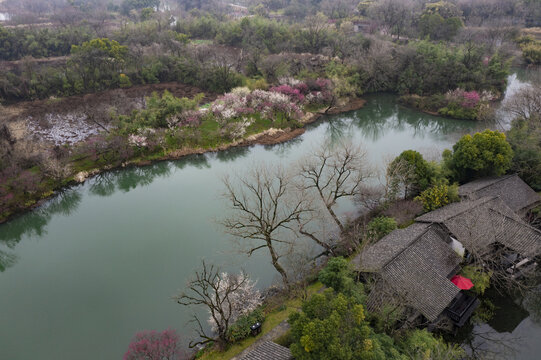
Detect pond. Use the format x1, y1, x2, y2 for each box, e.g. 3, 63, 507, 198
0, 82, 536, 358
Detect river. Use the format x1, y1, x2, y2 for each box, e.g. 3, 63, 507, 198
0, 77, 539, 358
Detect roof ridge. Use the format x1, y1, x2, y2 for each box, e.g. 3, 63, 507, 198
443, 196, 498, 222
465, 174, 515, 193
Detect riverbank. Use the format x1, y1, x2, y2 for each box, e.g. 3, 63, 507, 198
0, 93, 492, 359
0, 97, 366, 224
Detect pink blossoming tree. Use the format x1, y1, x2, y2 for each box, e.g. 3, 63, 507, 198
123, 329, 185, 360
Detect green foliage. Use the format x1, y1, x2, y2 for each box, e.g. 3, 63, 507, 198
121, 0, 159, 15
508, 119, 541, 191
115, 91, 203, 134
443, 130, 513, 183
0, 24, 92, 61
289, 289, 403, 360
140, 7, 155, 21
216, 16, 292, 54
388, 150, 433, 199
517, 35, 541, 65
438, 103, 478, 120
460, 266, 492, 295
226, 308, 265, 343
274, 330, 294, 348
325, 61, 363, 98
473, 299, 496, 323
396, 41, 509, 96
69, 38, 129, 91
245, 77, 269, 91
415, 183, 459, 212
366, 216, 397, 241
399, 329, 465, 359
418, 1, 464, 41
521, 42, 541, 65
318, 257, 354, 294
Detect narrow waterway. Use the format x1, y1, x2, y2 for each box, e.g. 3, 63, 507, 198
0, 78, 538, 359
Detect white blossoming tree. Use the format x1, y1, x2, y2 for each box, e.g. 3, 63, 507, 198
175, 261, 261, 349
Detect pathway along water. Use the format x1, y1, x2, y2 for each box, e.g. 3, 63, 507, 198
0, 76, 538, 359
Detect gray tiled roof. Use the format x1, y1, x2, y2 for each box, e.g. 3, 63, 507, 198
415, 197, 493, 223
356, 223, 431, 271
379, 228, 461, 321
493, 210, 541, 257
459, 175, 540, 213
359, 224, 462, 321
239, 341, 292, 360
416, 197, 541, 257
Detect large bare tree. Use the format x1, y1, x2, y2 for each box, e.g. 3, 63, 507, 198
221, 165, 306, 288
298, 142, 373, 233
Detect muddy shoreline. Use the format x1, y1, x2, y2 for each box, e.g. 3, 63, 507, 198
0, 98, 366, 224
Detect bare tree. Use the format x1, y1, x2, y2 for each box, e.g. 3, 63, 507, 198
369, 0, 415, 40
174, 261, 260, 349
221, 165, 307, 288
298, 142, 373, 233
283, 246, 318, 301
504, 84, 541, 122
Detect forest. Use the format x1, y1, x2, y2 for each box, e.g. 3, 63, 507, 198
1, 1, 541, 359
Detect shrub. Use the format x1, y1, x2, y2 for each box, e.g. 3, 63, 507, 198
366, 216, 397, 241
522, 43, 541, 65
400, 329, 465, 359
226, 308, 265, 343
415, 183, 459, 212
245, 78, 269, 90
318, 257, 354, 293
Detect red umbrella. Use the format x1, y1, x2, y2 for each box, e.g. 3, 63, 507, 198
451, 275, 474, 290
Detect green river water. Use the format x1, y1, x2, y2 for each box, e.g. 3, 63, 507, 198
1, 84, 540, 359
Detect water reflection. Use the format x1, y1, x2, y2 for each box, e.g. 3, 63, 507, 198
325, 117, 355, 145
213, 146, 250, 163
524, 286, 541, 324
0, 190, 82, 270
264, 136, 303, 156
486, 288, 529, 333
327, 95, 480, 144
173, 154, 210, 170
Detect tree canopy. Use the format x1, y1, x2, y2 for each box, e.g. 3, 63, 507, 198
443, 130, 513, 183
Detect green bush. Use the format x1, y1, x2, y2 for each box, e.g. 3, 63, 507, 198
366, 216, 397, 241
318, 257, 354, 293
522, 43, 541, 65
415, 183, 459, 212
443, 130, 513, 183
226, 308, 265, 343
438, 102, 478, 120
